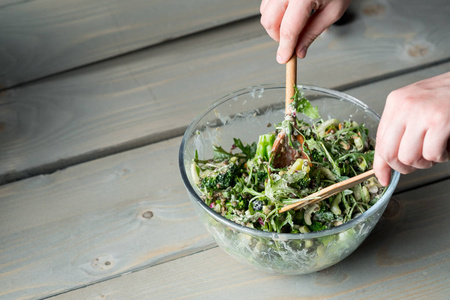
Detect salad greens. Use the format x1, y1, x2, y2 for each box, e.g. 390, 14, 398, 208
192, 87, 385, 234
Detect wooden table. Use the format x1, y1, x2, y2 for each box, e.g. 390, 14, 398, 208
1, 1, 449, 299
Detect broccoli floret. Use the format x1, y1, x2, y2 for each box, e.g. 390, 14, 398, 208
297, 176, 311, 189
285, 171, 311, 189
310, 150, 323, 163
200, 163, 239, 190
310, 221, 328, 232
314, 209, 335, 223
255, 171, 268, 183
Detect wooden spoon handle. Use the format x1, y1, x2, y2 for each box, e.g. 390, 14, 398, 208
278, 169, 376, 213
285, 55, 297, 115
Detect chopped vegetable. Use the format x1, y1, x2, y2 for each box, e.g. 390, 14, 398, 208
192, 88, 385, 234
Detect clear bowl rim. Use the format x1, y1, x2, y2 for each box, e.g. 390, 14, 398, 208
179, 84, 400, 240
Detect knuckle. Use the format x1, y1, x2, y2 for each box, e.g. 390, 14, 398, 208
279, 27, 296, 40
397, 146, 420, 166
376, 144, 394, 162
422, 152, 437, 162
422, 148, 442, 162
260, 14, 279, 33
302, 32, 320, 46
387, 88, 412, 105
328, 9, 345, 22
415, 158, 435, 169
427, 109, 448, 128
386, 89, 402, 102
400, 167, 416, 175
397, 153, 415, 166
260, 15, 272, 29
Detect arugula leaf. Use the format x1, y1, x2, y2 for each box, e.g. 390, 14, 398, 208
279, 212, 295, 232
233, 138, 257, 158
338, 151, 374, 165
320, 142, 341, 177
212, 139, 256, 160
213, 145, 234, 160
193, 90, 384, 235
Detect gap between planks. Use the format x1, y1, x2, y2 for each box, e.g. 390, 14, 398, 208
41, 178, 450, 300
2, 57, 450, 187
0, 15, 262, 93
38, 244, 220, 300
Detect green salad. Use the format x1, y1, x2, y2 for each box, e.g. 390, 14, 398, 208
191, 87, 385, 234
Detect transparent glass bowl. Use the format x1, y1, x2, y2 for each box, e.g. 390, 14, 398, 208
179, 84, 399, 275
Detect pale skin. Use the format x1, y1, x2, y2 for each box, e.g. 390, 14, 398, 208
260, 0, 352, 63
374, 73, 450, 186
260, 0, 450, 185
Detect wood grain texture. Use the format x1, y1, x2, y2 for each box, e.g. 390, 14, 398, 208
0, 0, 261, 88
0, 136, 448, 299
0, 137, 213, 299
1, 0, 450, 183
47, 179, 450, 300
1, 2, 450, 298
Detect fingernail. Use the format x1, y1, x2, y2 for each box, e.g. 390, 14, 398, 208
276, 53, 284, 64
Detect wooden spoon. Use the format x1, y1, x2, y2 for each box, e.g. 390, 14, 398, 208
285, 54, 297, 115
270, 55, 310, 169
271, 56, 377, 214
278, 169, 376, 213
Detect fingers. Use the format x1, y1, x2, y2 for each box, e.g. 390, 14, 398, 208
260, 0, 352, 63
376, 119, 416, 175
260, 0, 269, 13
422, 119, 450, 163
397, 125, 434, 169
277, 0, 315, 63
295, 0, 351, 58
294, 9, 328, 59
373, 151, 392, 187
374, 74, 450, 186
375, 94, 414, 186
260, 0, 289, 42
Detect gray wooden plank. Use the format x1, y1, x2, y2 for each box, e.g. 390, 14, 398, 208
1, 0, 450, 183
47, 179, 450, 300
0, 137, 213, 300
0, 0, 261, 88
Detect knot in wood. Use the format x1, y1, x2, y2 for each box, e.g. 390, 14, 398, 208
142, 210, 154, 219
362, 3, 385, 16
91, 255, 115, 271
407, 44, 429, 57
382, 197, 401, 220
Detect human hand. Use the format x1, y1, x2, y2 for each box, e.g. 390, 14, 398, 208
260, 0, 352, 64
374, 72, 450, 186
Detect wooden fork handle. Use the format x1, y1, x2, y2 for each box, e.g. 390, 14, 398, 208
278, 169, 376, 213
285, 55, 297, 115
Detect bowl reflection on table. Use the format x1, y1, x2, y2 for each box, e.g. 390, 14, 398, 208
179, 84, 400, 275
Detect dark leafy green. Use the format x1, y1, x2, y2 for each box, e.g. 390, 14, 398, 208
192, 88, 385, 233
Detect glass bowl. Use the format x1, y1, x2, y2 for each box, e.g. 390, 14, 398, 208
179, 84, 400, 275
